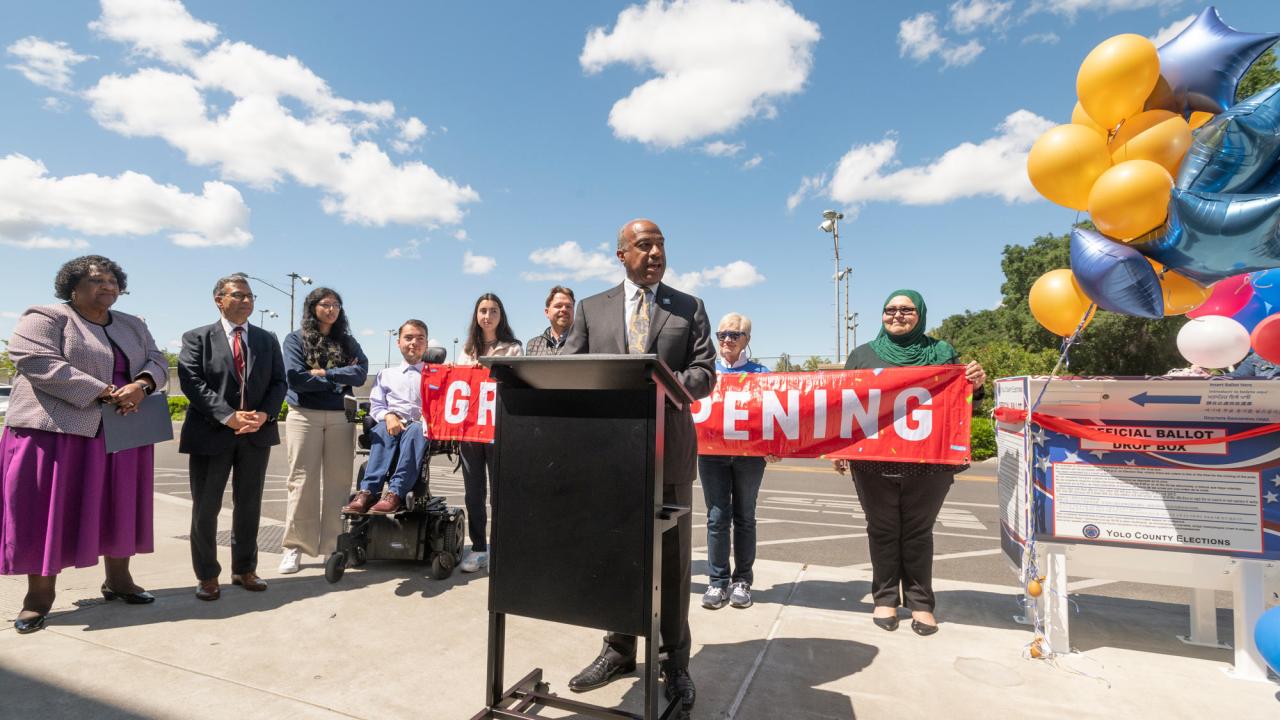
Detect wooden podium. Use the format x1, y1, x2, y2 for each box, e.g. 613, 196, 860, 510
471, 355, 692, 720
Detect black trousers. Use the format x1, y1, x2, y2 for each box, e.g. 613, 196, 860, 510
601, 482, 693, 671
188, 438, 271, 580
852, 468, 953, 612
460, 441, 494, 552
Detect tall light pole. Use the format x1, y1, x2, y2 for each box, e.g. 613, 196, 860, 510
452, 337, 459, 362
819, 210, 844, 363
386, 329, 398, 367
835, 266, 852, 358
244, 272, 312, 331
256, 309, 278, 328
850, 312, 859, 351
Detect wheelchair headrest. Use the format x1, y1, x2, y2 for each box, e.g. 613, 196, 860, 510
424, 346, 447, 364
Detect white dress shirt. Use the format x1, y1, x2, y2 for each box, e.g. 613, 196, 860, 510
369, 361, 425, 423
622, 278, 658, 345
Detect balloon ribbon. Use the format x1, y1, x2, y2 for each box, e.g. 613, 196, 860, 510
993, 407, 1280, 445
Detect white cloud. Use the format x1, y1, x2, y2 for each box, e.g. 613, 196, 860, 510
823, 110, 1055, 207
741, 154, 762, 170
166, 338, 181, 348
6, 37, 93, 92
664, 261, 766, 293
1031, 0, 1178, 19
0, 236, 90, 251
69, 0, 477, 231
1, 311, 21, 319
581, 0, 820, 148
949, 0, 1011, 34
702, 141, 744, 157
359, 328, 375, 337
385, 237, 424, 259
786, 173, 826, 211
1151, 15, 1194, 48
453, 229, 469, 241
42, 97, 71, 112
1021, 32, 1060, 45
523, 241, 619, 282
0, 153, 252, 248
462, 250, 496, 275
898, 13, 984, 68
90, 0, 218, 65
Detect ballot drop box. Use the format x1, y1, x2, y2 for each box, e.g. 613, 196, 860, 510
994, 376, 1280, 680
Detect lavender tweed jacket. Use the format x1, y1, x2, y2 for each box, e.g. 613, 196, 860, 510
4, 303, 169, 438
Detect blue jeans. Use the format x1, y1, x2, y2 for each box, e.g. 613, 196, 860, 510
698, 455, 766, 589
359, 420, 426, 497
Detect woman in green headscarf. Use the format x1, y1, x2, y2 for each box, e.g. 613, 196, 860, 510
834, 289, 986, 636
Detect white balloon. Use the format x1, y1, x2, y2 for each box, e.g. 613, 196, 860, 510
1177, 315, 1252, 368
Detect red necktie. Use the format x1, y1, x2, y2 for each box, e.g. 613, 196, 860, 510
232, 327, 246, 410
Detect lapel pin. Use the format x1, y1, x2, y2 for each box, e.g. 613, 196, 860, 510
662, 297, 671, 305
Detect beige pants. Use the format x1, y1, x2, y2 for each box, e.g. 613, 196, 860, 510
283, 406, 355, 557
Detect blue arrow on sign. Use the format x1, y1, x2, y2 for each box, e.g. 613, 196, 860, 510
1129, 392, 1202, 407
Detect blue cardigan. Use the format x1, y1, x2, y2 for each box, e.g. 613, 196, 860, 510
283, 330, 369, 411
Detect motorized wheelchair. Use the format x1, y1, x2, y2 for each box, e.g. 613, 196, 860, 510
324, 346, 466, 582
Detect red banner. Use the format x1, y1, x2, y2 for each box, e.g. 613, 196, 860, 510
693, 367, 972, 463
422, 364, 498, 443
421, 364, 973, 463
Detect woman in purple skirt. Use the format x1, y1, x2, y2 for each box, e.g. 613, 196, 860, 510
1, 255, 168, 633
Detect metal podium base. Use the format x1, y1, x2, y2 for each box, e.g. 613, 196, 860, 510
470, 667, 683, 720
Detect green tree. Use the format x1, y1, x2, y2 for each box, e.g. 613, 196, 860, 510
802, 355, 825, 371
0, 340, 15, 380
771, 354, 796, 372
1238, 46, 1280, 102
163, 349, 180, 368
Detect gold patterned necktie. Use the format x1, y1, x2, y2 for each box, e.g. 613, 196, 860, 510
629, 287, 652, 353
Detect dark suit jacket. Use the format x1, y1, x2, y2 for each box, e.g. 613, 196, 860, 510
178, 321, 288, 455
563, 282, 715, 484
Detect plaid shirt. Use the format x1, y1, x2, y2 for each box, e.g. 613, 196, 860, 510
525, 327, 568, 356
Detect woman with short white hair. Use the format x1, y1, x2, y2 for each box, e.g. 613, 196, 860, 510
697, 312, 777, 610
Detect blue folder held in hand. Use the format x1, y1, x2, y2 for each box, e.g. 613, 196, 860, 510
100, 392, 174, 453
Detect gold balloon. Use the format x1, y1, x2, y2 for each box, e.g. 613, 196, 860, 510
1088, 159, 1173, 240
1189, 111, 1214, 130
1030, 269, 1097, 337
1027, 578, 1043, 598
1071, 101, 1108, 137
1110, 110, 1192, 175
1147, 258, 1210, 316
1077, 34, 1161, 128
1027, 125, 1112, 211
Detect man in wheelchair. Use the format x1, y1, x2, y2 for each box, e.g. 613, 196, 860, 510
343, 319, 429, 515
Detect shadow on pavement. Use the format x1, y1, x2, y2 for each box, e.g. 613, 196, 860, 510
0, 663, 150, 719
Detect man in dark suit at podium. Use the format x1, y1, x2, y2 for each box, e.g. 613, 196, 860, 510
563, 219, 715, 714
178, 273, 287, 601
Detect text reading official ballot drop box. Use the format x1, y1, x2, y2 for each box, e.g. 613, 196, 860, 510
995, 376, 1280, 681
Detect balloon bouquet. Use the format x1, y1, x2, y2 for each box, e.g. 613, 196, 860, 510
1025, 7, 1280, 371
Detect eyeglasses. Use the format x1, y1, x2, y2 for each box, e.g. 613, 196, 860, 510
883, 307, 917, 316
716, 331, 746, 342
221, 292, 256, 302
316, 302, 342, 310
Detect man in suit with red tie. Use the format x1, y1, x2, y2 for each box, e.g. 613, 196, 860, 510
178, 273, 287, 601
563, 219, 716, 717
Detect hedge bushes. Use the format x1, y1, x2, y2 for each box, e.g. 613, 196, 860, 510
970, 416, 996, 461
165, 394, 289, 422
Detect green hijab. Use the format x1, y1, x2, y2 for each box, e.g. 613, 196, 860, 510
868, 289, 957, 366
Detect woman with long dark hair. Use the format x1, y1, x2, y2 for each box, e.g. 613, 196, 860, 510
455, 293, 522, 573
279, 287, 368, 574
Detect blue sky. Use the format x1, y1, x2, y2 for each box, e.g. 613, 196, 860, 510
1, 0, 1277, 368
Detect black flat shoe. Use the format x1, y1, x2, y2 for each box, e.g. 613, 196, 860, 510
14, 614, 47, 634
568, 655, 636, 692
101, 583, 156, 604
911, 619, 939, 636
872, 615, 900, 632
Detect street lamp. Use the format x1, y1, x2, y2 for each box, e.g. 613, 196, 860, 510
256, 309, 279, 328
386, 329, 398, 367
452, 337, 459, 362
243, 272, 312, 331
835, 266, 853, 358
819, 210, 844, 363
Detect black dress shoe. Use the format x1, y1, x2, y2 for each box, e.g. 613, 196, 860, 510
873, 615, 900, 632
101, 583, 156, 604
911, 619, 939, 636
14, 614, 47, 634
662, 667, 696, 710
568, 655, 636, 692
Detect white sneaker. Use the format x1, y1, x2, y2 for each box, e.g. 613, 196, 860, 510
460, 550, 488, 573
278, 547, 301, 574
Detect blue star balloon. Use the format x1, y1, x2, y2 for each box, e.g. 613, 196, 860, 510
1146, 6, 1279, 116
1070, 227, 1163, 318
1133, 83, 1280, 285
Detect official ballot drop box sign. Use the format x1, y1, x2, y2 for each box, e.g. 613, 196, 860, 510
996, 376, 1280, 564
995, 376, 1280, 679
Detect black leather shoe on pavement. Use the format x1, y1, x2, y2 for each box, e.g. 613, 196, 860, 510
663, 667, 697, 711
568, 655, 636, 692
911, 619, 939, 636
873, 615, 900, 632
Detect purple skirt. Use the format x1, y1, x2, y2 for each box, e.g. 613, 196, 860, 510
0, 426, 154, 576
